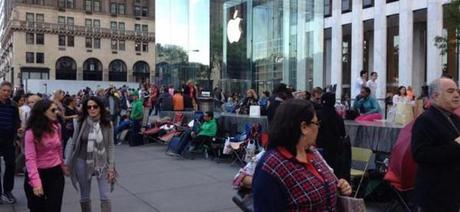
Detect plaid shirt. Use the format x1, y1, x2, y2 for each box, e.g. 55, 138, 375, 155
256, 148, 338, 212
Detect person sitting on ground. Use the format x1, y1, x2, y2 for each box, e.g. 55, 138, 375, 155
353, 86, 382, 121
189, 111, 217, 151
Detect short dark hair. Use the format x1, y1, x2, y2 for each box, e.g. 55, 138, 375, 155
0, 81, 12, 88
361, 86, 371, 94
268, 99, 315, 156
370, 72, 377, 77
204, 111, 214, 119
360, 70, 368, 77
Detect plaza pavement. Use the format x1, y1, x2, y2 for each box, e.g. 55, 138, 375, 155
0, 142, 389, 212
0, 143, 240, 212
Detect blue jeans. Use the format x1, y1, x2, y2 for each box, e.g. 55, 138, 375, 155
75, 159, 110, 202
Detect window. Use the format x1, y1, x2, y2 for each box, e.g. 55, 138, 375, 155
86, 37, 92, 48
135, 41, 141, 51
36, 33, 44, 45
135, 24, 141, 32
142, 7, 148, 16
67, 0, 74, 8
26, 52, 34, 63
36, 14, 44, 23
324, 0, 332, 17
110, 3, 117, 14
134, 6, 141, 16
59, 35, 66, 46
119, 40, 125, 51
59, 0, 65, 8
36, 53, 44, 64
119, 22, 125, 33
342, 0, 352, 13
93, 20, 100, 31
93, 0, 100, 12
67, 17, 74, 30
118, 4, 125, 15
142, 25, 148, 32
26, 33, 34, 44
111, 39, 117, 50
111, 21, 117, 32
67, 36, 74, 47
363, 0, 374, 8
94, 38, 101, 49
85, 0, 92, 11
26, 13, 34, 27
58, 16, 66, 26
142, 42, 148, 52
386, 0, 398, 2
85, 19, 92, 31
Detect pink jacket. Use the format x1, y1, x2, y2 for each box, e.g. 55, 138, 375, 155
24, 124, 64, 188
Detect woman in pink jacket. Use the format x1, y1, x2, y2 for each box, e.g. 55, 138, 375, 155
24, 99, 68, 212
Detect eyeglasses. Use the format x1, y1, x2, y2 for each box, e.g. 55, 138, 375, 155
87, 105, 99, 110
49, 108, 59, 113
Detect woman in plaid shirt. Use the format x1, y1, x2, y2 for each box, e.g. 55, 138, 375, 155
253, 99, 352, 212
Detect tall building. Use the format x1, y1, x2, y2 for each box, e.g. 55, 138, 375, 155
323, 0, 454, 101
0, 0, 155, 86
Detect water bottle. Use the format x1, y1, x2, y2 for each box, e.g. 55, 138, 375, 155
245, 140, 256, 162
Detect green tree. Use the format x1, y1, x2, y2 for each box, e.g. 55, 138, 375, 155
435, 0, 460, 55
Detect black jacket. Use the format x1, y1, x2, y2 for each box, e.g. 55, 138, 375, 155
0, 99, 20, 146
316, 106, 346, 178
411, 106, 460, 211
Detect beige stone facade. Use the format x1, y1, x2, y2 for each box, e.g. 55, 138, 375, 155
0, 0, 155, 86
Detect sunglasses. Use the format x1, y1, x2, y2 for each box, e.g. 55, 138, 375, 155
49, 108, 59, 113
87, 105, 99, 110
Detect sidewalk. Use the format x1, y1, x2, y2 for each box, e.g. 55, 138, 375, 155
0, 143, 240, 212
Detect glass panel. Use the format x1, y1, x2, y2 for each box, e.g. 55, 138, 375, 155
59, 0, 65, 8
142, 25, 148, 32
111, 39, 117, 50
119, 4, 125, 15
26, 52, 34, 63
135, 24, 141, 32
142, 42, 148, 52
111, 3, 117, 14
86, 37, 92, 48
111, 21, 117, 32
94, 38, 101, 49
135, 42, 141, 51
67, 36, 74, 47
36, 53, 44, 63
119, 40, 125, 51
142, 7, 148, 16
26, 33, 34, 44
36, 14, 44, 23
36, 33, 44, 45
93, 0, 100, 12
67, 17, 74, 25
93, 20, 100, 31
30, 72, 41, 79
85, 0, 92, 11
59, 35, 66, 46
134, 6, 141, 16
67, 0, 74, 8
119, 22, 125, 33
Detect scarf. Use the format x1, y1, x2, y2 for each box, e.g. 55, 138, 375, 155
85, 117, 106, 178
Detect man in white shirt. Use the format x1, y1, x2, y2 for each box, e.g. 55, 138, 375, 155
367, 72, 378, 98
354, 70, 368, 98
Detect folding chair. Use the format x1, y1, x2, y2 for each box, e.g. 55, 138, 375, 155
350, 147, 373, 198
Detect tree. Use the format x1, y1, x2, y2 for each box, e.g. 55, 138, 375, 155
435, 0, 460, 55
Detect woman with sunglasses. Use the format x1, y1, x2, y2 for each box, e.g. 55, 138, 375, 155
65, 96, 115, 212
24, 99, 68, 211
253, 99, 352, 211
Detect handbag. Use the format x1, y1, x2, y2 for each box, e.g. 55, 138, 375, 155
336, 195, 366, 212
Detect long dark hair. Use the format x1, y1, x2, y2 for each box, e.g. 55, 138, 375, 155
80, 96, 111, 128
26, 99, 57, 142
268, 99, 315, 156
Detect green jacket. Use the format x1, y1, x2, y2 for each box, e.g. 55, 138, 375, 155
130, 99, 144, 120
198, 119, 217, 137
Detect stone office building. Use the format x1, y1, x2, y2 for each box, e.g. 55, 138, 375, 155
0, 0, 155, 86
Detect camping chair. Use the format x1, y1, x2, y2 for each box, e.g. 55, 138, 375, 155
350, 147, 373, 198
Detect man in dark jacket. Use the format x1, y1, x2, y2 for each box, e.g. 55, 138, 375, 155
0, 81, 20, 204
411, 77, 460, 212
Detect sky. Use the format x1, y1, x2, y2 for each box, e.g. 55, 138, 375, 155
155, 0, 210, 65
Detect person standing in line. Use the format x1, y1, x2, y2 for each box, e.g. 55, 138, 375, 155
130, 91, 144, 145
0, 81, 20, 204
367, 72, 378, 97
65, 96, 116, 212
411, 78, 460, 212
354, 70, 368, 98
24, 100, 68, 212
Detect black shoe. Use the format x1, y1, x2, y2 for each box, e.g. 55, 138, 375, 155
2, 192, 16, 204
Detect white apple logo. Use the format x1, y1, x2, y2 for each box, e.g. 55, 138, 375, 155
227, 10, 243, 44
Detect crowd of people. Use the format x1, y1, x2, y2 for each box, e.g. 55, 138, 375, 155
1, 74, 460, 211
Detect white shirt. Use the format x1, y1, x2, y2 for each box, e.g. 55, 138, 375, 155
19, 105, 31, 128
354, 77, 366, 98
367, 80, 377, 97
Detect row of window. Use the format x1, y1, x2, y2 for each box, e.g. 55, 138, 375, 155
26, 52, 45, 64
26, 33, 148, 52
325, 0, 399, 17
27, 13, 150, 33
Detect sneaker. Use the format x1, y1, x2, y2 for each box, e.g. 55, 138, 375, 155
2, 192, 16, 204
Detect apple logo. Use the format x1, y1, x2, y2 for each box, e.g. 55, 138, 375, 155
227, 10, 243, 44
